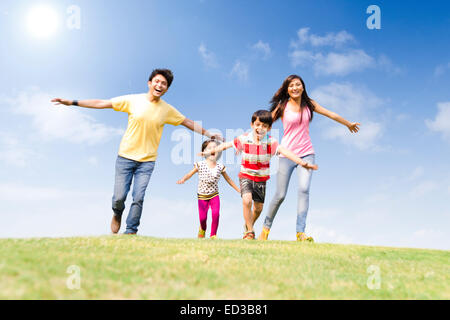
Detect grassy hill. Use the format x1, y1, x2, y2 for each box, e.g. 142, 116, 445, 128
0, 236, 448, 299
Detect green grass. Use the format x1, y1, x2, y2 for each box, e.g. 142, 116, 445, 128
0, 236, 448, 299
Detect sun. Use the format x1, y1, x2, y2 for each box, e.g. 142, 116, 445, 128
26, 5, 60, 38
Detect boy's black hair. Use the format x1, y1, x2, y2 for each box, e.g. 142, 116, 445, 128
149, 69, 174, 88
251, 110, 273, 126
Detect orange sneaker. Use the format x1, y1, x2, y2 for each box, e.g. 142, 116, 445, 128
258, 227, 270, 240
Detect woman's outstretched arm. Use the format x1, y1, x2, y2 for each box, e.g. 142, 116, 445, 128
312, 100, 360, 133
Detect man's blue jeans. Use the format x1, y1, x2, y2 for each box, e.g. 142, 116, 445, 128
263, 154, 315, 233
112, 156, 155, 234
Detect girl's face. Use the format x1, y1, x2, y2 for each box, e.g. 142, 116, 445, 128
204, 141, 218, 160
287, 78, 303, 100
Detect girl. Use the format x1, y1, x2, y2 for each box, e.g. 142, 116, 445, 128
259, 75, 360, 242
177, 139, 240, 238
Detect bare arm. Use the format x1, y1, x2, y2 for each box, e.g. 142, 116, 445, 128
277, 146, 318, 170
198, 141, 234, 157
312, 100, 360, 133
176, 166, 198, 184
51, 98, 112, 109
222, 171, 240, 193
181, 118, 224, 141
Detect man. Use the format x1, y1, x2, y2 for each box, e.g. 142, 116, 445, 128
52, 68, 219, 235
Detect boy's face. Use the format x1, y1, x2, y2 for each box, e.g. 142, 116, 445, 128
148, 74, 169, 99
251, 118, 271, 140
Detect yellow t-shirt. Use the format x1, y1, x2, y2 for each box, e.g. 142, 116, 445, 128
111, 93, 186, 162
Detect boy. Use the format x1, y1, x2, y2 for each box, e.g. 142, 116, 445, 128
199, 110, 318, 239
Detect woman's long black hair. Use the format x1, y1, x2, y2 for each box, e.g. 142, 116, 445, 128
269, 74, 315, 123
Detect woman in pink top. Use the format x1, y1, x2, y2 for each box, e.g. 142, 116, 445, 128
259, 75, 360, 241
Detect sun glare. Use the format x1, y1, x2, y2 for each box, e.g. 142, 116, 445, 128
26, 5, 60, 38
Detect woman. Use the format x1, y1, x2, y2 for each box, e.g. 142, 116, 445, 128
259, 75, 360, 241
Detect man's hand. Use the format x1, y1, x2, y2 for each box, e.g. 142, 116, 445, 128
51, 98, 72, 106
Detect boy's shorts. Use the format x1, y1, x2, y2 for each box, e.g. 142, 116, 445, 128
239, 178, 266, 203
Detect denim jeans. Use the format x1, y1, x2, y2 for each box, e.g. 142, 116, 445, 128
112, 156, 155, 234
263, 154, 315, 233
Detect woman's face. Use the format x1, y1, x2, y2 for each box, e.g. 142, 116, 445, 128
287, 78, 303, 100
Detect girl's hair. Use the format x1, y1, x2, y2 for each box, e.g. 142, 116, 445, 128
269, 74, 315, 123
201, 137, 222, 160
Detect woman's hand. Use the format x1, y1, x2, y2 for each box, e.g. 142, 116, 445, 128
347, 122, 361, 133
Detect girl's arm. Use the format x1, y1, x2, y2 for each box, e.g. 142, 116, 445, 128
312, 100, 360, 133
198, 141, 234, 157
222, 171, 240, 193
277, 146, 318, 170
176, 166, 198, 184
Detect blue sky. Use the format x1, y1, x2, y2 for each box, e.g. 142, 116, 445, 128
0, 0, 449, 249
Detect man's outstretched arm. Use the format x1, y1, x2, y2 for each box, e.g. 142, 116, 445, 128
51, 98, 112, 109
180, 118, 224, 141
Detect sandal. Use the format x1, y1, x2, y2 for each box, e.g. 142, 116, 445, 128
243, 231, 255, 240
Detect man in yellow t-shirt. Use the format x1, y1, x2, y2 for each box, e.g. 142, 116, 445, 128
52, 69, 219, 235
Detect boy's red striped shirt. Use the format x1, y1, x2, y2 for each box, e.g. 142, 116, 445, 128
233, 132, 280, 182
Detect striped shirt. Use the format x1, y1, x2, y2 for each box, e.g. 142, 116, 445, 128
233, 132, 280, 182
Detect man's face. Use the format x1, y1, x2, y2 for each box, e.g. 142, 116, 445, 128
251, 118, 271, 140
148, 74, 169, 98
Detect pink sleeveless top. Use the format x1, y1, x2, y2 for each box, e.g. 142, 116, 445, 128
279, 106, 314, 158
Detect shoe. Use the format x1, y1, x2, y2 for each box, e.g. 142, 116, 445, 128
258, 227, 270, 241
111, 214, 122, 234
296, 232, 314, 242
243, 231, 255, 240
210, 235, 217, 239
198, 227, 206, 238
124, 232, 137, 235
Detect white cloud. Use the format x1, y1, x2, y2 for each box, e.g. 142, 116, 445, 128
311, 82, 384, 150
1, 87, 123, 145
434, 62, 450, 76
315, 50, 374, 76
0, 132, 40, 167
289, 28, 399, 76
251, 40, 272, 60
409, 181, 438, 198
322, 121, 382, 150
426, 102, 450, 142
198, 42, 219, 69
230, 60, 249, 82
408, 166, 424, 181
293, 27, 354, 48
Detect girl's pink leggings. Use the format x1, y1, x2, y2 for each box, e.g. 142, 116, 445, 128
198, 195, 220, 237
